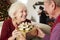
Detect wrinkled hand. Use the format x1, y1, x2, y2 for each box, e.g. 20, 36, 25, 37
8, 29, 26, 40
11, 29, 26, 40
37, 27, 45, 38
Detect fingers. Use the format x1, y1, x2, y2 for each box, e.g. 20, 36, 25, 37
8, 29, 26, 40
12, 29, 23, 38
12, 30, 26, 40
36, 27, 45, 38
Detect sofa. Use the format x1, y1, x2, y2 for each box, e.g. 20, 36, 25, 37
0, 21, 3, 36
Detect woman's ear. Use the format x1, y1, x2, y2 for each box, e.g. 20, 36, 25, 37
14, 17, 17, 19
13, 12, 17, 19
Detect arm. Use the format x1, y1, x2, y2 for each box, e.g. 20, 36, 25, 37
1, 21, 9, 40
34, 26, 50, 40
43, 34, 50, 40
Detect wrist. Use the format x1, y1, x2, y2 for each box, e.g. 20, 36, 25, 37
38, 33, 45, 38
41, 33, 45, 38
8, 36, 15, 40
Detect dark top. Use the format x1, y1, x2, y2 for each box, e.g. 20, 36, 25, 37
1, 18, 31, 40
40, 10, 48, 24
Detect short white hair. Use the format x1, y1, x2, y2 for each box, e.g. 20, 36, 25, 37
8, 1, 26, 18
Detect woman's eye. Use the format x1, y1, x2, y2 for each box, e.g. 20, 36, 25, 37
25, 10, 27, 13
24, 10, 27, 12
20, 11, 23, 13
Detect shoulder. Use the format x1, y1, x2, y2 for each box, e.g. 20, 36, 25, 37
3, 18, 12, 24
52, 23, 60, 33
2, 18, 12, 28
50, 23, 60, 40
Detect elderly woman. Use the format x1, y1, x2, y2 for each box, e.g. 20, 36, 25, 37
1, 2, 31, 40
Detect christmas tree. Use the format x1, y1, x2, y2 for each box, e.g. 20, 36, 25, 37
0, 0, 11, 21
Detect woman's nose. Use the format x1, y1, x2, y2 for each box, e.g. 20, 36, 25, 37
23, 11, 27, 16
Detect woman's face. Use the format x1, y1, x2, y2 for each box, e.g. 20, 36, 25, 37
15, 6, 27, 24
